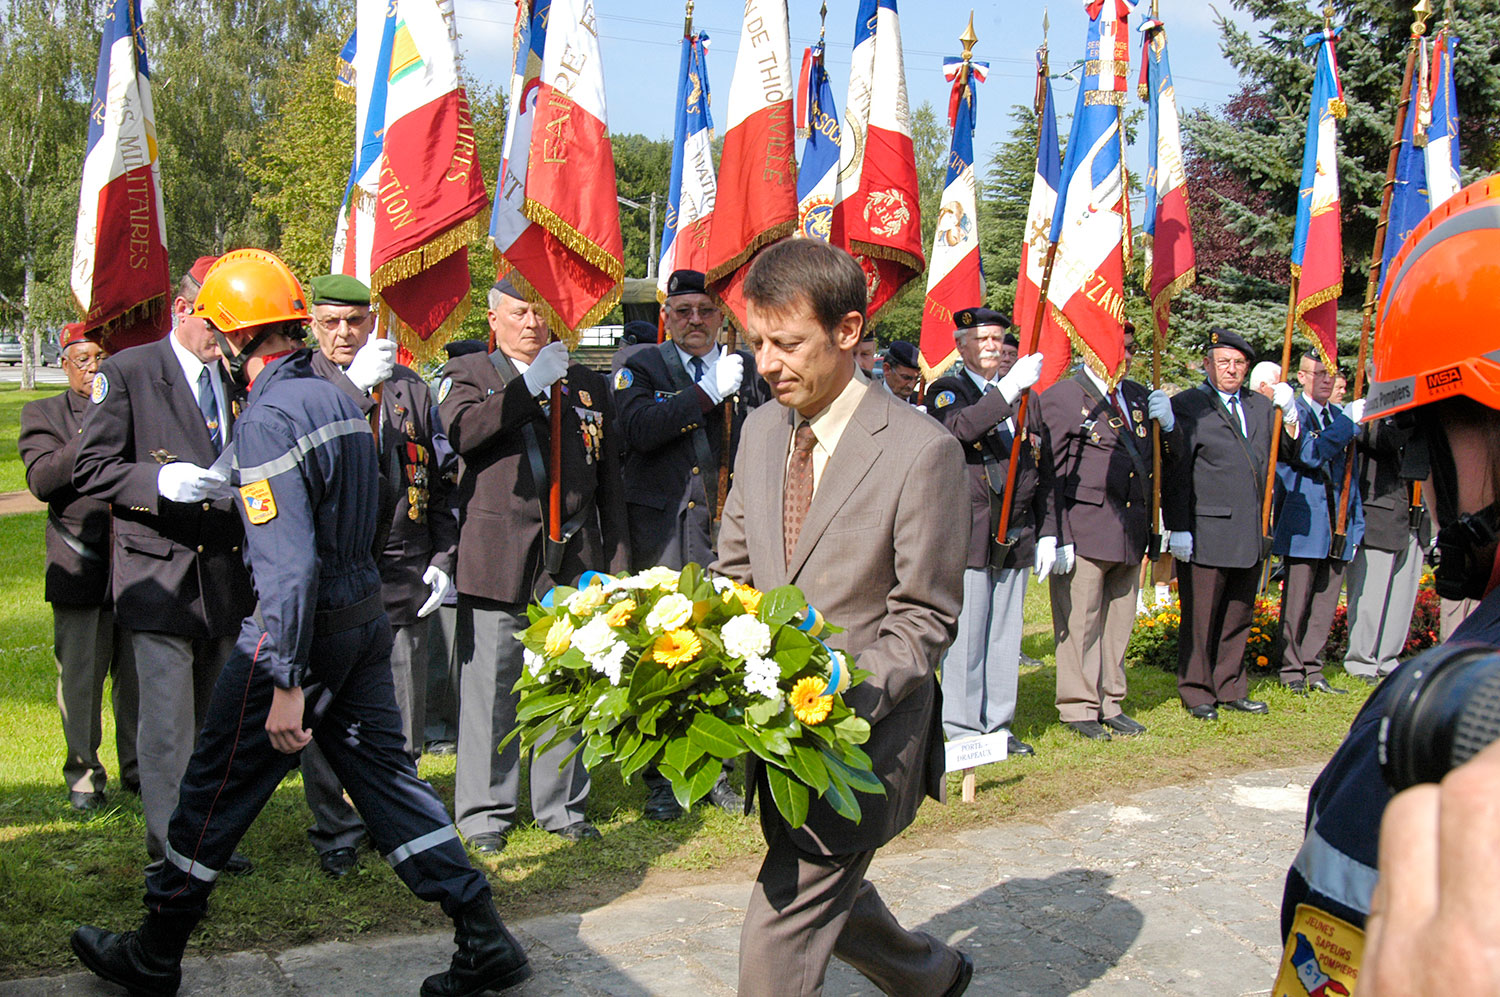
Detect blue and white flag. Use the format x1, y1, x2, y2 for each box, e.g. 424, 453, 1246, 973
795, 41, 840, 242
658, 27, 717, 295
1425, 29, 1461, 206
329, 0, 396, 282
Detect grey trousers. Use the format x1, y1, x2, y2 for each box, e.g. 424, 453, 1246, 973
1050, 555, 1138, 723
737, 815, 964, 996
54, 603, 138, 794
130, 629, 235, 861
940, 566, 1027, 739
1442, 597, 1477, 641
454, 597, 589, 836
1278, 557, 1346, 684
424, 602, 459, 745
1343, 537, 1423, 678
303, 621, 428, 853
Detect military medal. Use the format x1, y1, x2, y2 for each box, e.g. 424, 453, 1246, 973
407, 486, 429, 522
149, 449, 179, 465
579, 390, 592, 408
577, 408, 603, 464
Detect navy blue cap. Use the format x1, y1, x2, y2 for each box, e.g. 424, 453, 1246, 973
953, 307, 1012, 331
666, 270, 707, 297
1206, 327, 1256, 360
884, 340, 921, 370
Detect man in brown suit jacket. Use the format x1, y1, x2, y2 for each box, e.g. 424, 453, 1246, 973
714, 239, 974, 997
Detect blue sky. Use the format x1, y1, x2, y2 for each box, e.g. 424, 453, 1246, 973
450, 0, 1257, 164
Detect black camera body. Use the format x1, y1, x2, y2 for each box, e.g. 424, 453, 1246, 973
1380, 643, 1500, 792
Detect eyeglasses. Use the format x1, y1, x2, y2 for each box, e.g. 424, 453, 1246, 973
315, 313, 370, 330
64, 351, 106, 370
1212, 358, 1249, 371
669, 305, 720, 320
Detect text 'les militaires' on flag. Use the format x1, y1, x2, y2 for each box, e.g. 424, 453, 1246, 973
1290, 20, 1346, 372
72, 0, 172, 353
659, 24, 717, 299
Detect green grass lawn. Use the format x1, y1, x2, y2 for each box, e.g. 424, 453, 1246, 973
0, 383, 68, 494
0, 529, 1369, 979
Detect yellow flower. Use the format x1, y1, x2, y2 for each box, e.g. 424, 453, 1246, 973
566, 584, 608, 615
653, 628, 702, 668
603, 598, 637, 627
638, 566, 681, 591
646, 592, 694, 631
1256, 655, 1269, 667
543, 616, 575, 657
790, 676, 834, 725
1143, 618, 1155, 627
733, 582, 762, 615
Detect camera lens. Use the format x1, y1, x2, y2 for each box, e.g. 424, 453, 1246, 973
1379, 643, 1500, 793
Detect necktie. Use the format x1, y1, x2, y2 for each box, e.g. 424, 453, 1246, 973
197, 367, 222, 453
1111, 391, 1130, 431
784, 422, 817, 566
691, 357, 706, 383
1227, 395, 1245, 437
1322, 407, 1334, 430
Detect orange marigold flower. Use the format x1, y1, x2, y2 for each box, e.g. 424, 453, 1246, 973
790, 676, 833, 725
653, 628, 702, 668
733, 582, 763, 615
1256, 655, 1269, 667
603, 598, 637, 627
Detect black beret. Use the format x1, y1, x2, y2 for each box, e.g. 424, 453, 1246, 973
953, 306, 1012, 331
666, 269, 707, 297
1003, 333, 1020, 348
884, 340, 920, 370
444, 338, 488, 359
491, 275, 525, 301
621, 320, 657, 346
1206, 327, 1256, 360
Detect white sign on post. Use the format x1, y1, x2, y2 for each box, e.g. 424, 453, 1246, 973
944, 731, 1010, 773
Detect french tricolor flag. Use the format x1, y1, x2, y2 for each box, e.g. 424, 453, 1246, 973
1425, 29, 1461, 207
71, 0, 170, 352
1013, 50, 1070, 393
1139, 16, 1195, 343
658, 27, 717, 298
795, 40, 841, 243
1290, 22, 1346, 371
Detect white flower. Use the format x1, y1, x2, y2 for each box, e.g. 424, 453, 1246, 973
636, 566, 681, 591
524, 648, 550, 679
573, 615, 616, 658
645, 592, 693, 631
743, 655, 781, 700
566, 585, 608, 615
710, 575, 735, 593
588, 641, 628, 685
721, 614, 772, 660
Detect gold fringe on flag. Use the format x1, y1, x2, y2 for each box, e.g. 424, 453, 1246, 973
375, 291, 476, 370
519, 198, 625, 284
919, 345, 961, 382
1292, 278, 1343, 373
704, 220, 796, 287
493, 264, 621, 350
369, 210, 491, 296
1050, 302, 1127, 390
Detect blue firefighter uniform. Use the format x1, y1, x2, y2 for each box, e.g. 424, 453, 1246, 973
144, 349, 488, 919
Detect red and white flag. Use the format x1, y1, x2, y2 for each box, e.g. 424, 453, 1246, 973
705, 0, 797, 328
1139, 17, 1195, 343
835, 0, 924, 318
1014, 51, 1070, 393
500, 0, 623, 341
71, 0, 171, 352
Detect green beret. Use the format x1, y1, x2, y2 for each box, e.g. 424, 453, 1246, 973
309, 273, 371, 306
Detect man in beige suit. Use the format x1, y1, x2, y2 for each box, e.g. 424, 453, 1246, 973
714, 238, 974, 997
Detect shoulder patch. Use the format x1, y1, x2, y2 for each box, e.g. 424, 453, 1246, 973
934, 390, 956, 409
437, 376, 453, 404
615, 368, 633, 391
90, 373, 108, 404
238, 479, 278, 526
1273, 903, 1362, 997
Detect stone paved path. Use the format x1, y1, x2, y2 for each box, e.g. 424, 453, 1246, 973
3, 764, 1318, 996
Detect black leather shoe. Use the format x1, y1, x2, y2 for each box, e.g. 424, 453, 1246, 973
552, 821, 601, 842
1065, 720, 1112, 741
1219, 698, 1269, 714
643, 781, 684, 821
1101, 714, 1146, 736
704, 777, 745, 814
1309, 678, 1349, 695
466, 831, 507, 854
69, 790, 106, 812
319, 846, 358, 879
224, 851, 253, 875
71, 913, 196, 997
1284, 680, 1308, 695
941, 950, 974, 997
424, 740, 457, 756
1187, 704, 1219, 721
1006, 734, 1036, 756
420, 896, 532, 996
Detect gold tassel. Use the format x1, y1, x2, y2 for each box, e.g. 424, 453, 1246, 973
919, 346, 961, 382
520, 199, 625, 281
370, 213, 491, 296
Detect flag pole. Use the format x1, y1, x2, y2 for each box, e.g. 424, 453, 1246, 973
1146, 0, 1164, 566
1333, 0, 1431, 551
551, 350, 563, 546
717, 317, 736, 522
1261, 275, 1299, 592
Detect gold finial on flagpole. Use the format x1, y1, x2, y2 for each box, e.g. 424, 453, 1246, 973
1042, 7, 1050, 50
1323, 4, 1335, 31
819, 1, 828, 43
1151, 0, 1160, 19
960, 11, 978, 61
684, 0, 694, 38
1412, 0, 1432, 36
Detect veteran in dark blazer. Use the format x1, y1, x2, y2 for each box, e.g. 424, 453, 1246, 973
715, 239, 974, 997
1162, 328, 1299, 720
73, 259, 256, 865
439, 277, 629, 852
1039, 325, 1168, 740
20, 324, 137, 811
925, 311, 1056, 758
295, 274, 460, 878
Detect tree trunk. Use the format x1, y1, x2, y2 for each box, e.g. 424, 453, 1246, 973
20, 255, 35, 391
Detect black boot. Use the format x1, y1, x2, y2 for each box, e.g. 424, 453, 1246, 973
420, 895, 532, 997
70, 911, 196, 996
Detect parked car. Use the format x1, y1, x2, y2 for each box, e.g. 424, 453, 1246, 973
0, 336, 22, 366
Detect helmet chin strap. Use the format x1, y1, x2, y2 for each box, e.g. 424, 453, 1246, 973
213, 329, 275, 391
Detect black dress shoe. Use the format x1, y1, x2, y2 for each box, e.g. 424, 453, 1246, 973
1101, 714, 1146, 736
71, 916, 192, 997
319, 846, 358, 879
704, 777, 745, 814
643, 781, 684, 821
941, 950, 974, 997
1006, 734, 1035, 756
466, 831, 508, 854
1219, 698, 1269, 714
1309, 678, 1349, 695
1065, 720, 1112, 741
552, 821, 601, 842
1284, 680, 1308, 694
70, 790, 106, 812
224, 851, 253, 875
1186, 704, 1219, 721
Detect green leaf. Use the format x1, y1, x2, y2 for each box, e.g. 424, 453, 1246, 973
638, 699, 670, 736
820, 771, 863, 823
825, 750, 886, 796
786, 745, 830, 794
619, 736, 661, 782
699, 686, 729, 707
515, 693, 571, 724
761, 728, 793, 755
765, 765, 810, 828
581, 735, 608, 770
734, 726, 780, 764
831, 714, 871, 745
746, 698, 783, 726
759, 586, 807, 626
592, 685, 630, 722
627, 656, 671, 704
662, 734, 706, 774
687, 713, 744, 759
683, 753, 722, 806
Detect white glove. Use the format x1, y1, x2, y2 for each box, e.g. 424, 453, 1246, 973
418, 565, 451, 618
1272, 382, 1300, 431
158, 462, 232, 503
701, 353, 744, 404
522, 341, 570, 397
1056, 543, 1076, 575
1347, 398, 1366, 425
1147, 389, 1175, 432
1034, 535, 1057, 579
345, 337, 398, 393
1167, 530, 1194, 562
998, 352, 1045, 404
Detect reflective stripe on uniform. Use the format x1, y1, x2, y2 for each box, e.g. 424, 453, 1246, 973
164, 839, 220, 884
384, 824, 460, 868
233, 417, 370, 481
1290, 813, 1379, 917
